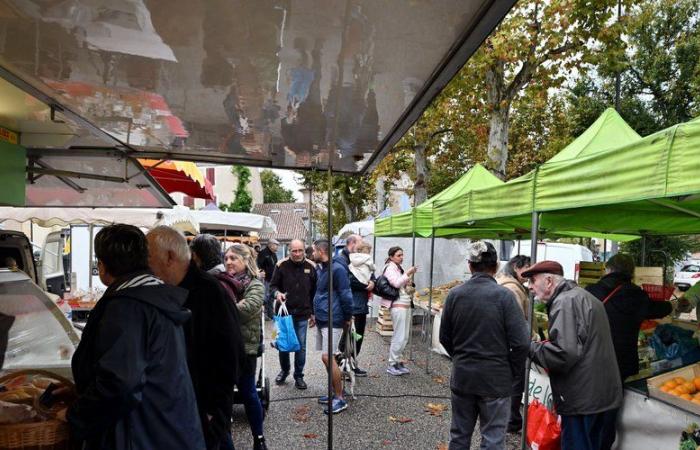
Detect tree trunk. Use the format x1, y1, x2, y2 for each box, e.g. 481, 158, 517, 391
375, 176, 387, 212
338, 190, 354, 223
414, 144, 428, 205
486, 106, 510, 179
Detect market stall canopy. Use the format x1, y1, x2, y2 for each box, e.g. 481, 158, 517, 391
375, 163, 503, 237
138, 159, 214, 201
0, 0, 516, 174
192, 210, 276, 234
433, 109, 646, 236
0, 205, 199, 235
337, 219, 374, 238
436, 113, 700, 237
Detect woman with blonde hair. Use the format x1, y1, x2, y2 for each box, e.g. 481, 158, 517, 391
224, 244, 267, 450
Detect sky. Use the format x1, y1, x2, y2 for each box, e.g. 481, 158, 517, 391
273, 169, 303, 201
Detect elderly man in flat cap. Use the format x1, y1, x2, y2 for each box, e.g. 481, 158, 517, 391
439, 241, 529, 450
525, 260, 622, 450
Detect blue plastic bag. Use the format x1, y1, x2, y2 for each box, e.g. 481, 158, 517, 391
274, 302, 300, 352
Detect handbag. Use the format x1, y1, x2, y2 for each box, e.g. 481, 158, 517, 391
373, 265, 400, 301
526, 399, 561, 450
273, 302, 301, 352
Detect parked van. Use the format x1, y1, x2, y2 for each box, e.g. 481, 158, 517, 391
513, 241, 593, 281
0, 230, 68, 296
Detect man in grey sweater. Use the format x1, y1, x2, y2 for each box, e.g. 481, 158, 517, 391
525, 260, 622, 450
439, 242, 530, 450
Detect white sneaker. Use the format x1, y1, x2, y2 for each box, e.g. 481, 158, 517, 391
397, 362, 410, 374
387, 364, 404, 376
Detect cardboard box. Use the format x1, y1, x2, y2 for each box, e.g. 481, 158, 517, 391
647, 363, 700, 415
635, 267, 664, 286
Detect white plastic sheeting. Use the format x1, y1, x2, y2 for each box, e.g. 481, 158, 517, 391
338, 220, 374, 238
192, 210, 276, 234
0, 205, 199, 235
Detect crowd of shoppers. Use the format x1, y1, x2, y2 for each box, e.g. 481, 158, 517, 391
60, 221, 655, 449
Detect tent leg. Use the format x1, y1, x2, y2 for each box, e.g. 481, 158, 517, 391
603, 239, 607, 262
88, 224, 94, 289
517, 239, 521, 255
326, 165, 334, 450
641, 235, 647, 266
426, 233, 435, 374
408, 230, 416, 361
521, 212, 539, 450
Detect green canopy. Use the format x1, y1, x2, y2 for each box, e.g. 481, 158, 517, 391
374, 164, 503, 237
435, 110, 700, 237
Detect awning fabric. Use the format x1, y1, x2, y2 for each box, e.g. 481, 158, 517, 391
434, 110, 700, 237
192, 210, 277, 234
0, 206, 199, 235
374, 164, 503, 237
139, 159, 214, 201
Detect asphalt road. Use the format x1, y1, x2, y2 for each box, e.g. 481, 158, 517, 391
231, 318, 523, 450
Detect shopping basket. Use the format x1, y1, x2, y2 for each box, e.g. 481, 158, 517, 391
641, 284, 675, 301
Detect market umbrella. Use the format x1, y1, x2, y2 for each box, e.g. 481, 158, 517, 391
138, 159, 215, 201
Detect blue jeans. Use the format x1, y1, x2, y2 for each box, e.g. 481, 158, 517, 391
279, 319, 308, 379
560, 409, 618, 450
239, 355, 264, 437
264, 281, 274, 319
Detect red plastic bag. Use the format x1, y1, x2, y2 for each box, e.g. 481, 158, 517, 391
526, 400, 561, 450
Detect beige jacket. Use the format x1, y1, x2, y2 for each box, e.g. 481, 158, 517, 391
495, 273, 529, 318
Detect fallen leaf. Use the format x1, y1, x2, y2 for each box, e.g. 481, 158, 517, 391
389, 415, 414, 424
292, 404, 311, 423
425, 402, 449, 416
303, 433, 319, 439
370, 374, 381, 379
432, 376, 446, 384
436, 442, 448, 450
381, 439, 392, 446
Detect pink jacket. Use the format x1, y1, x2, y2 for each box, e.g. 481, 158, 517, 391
380, 262, 411, 308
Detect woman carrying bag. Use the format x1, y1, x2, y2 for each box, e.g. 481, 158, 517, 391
380, 246, 417, 376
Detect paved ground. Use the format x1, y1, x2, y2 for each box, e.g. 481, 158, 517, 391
230, 318, 523, 450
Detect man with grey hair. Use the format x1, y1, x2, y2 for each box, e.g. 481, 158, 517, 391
439, 241, 529, 450
147, 226, 245, 450
525, 260, 622, 450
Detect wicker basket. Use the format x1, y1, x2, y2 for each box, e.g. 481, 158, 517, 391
0, 369, 74, 450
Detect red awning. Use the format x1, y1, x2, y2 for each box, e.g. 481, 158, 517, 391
139, 159, 214, 201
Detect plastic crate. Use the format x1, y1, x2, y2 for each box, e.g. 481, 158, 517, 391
642, 284, 675, 301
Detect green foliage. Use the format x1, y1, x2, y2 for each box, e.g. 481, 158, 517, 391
260, 169, 295, 203
220, 165, 252, 212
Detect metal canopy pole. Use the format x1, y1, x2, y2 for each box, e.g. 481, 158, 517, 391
326, 165, 334, 449
641, 234, 647, 266
521, 211, 539, 450
603, 238, 607, 262
408, 210, 417, 361
88, 224, 94, 289
426, 233, 436, 373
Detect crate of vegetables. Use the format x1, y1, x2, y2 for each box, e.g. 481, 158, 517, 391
647, 363, 700, 415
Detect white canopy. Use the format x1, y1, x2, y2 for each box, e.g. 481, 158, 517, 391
338, 220, 374, 238
192, 210, 276, 234
0, 205, 199, 235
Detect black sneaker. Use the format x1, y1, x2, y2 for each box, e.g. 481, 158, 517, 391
275, 371, 289, 384
353, 367, 368, 377
294, 377, 307, 390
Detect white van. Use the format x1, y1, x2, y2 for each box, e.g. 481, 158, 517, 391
513, 241, 593, 281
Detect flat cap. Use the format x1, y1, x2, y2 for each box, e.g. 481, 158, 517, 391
521, 260, 564, 278
268, 238, 280, 245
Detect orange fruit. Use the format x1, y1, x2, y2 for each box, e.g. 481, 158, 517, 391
664, 380, 679, 390
674, 377, 687, 384
677, 385, 690, 395
684, 382, 696, 394
670, 388, 683, 396
693, 377, 700, 391
692, 398, 700, 405
660, 385, 672, 393
681, 393, 693, 400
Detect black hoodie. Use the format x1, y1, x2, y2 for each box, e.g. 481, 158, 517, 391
586, 272, 672, 380
69, 272, 204, 450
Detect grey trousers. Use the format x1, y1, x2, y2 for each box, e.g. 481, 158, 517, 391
449, 391, 510, 450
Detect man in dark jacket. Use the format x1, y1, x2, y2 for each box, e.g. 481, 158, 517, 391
312, 239, 353, 415
67, 224, 204, 450
526, 260, 623, 450
586, 253, 671, 382
337, 234, 375, 376
439, 242, 529, 450
270, 239, 317, 389
257, 239, 279, 319
148, 226, 245, 450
